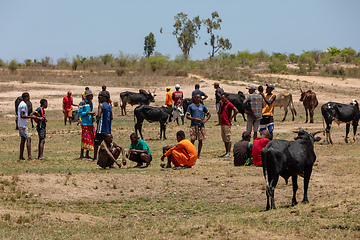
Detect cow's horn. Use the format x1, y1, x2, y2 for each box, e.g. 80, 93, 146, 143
312, 130, 323, 136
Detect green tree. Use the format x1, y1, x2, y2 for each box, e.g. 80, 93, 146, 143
8, 60, 18, 72
203, 11, 232, 58
340, 47, 357, 63
172, 12, 201, 59
144, 32, 156, 58
327, 46, 341, 56
100, 54, 113, 65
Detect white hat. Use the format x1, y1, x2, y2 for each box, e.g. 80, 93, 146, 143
175, 84, 180, 89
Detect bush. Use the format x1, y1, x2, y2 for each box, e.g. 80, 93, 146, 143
268, 59, 287, 73
289, 53, 299, 63
41, 57, 52, 67
116, 69, 126, 76
57, 58, 70, 68
0, 59, 6, 67
8, 60, 18, 72
24, 59, 32, 67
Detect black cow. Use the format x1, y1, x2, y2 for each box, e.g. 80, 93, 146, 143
15, 96, 34, 129
321, 100, 360, 144
182, 98, 192, 114
120, 89, 156, 115
71, 110, 80, 125
261, 130, 321, 210
225, 91, 247, 122
134, 105, 181, 140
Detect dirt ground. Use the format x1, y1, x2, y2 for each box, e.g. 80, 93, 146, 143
0, 70, 359, 238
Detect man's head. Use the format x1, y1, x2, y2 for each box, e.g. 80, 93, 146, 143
102, 85, 106, 91
104, 132, 113, 144
258, 85, 264, 93
266, 84, 275, 93
176, 130, 185, 142
242, 131, 251, 141
220, 92, 228, 102
40, 99, 48, 108
195, 84, 200, 90
175, 84, 180, 90
22, 92, 30, 102
98, 91, 109, 103
166, 86, 171, 92
246, 85, 256, 94
260, 129, 270, 138
67, 91, 72, 97
130, 133, 139, 144
194, 94, 201, 104
213, 82, 219, 89
85, 89, 93, 101
85, 87, 89, 91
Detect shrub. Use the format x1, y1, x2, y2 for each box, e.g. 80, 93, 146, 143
8, 60, 18, 72
57, 58, 70, 68
289, 53, 299, 63
116, 69, 126, 76
0, 59, 5, 66
24, 59, 32, 67
41, 57, 52, 67
268, 59, 287, 73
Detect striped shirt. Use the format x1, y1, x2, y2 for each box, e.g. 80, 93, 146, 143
244, 92, 263, 119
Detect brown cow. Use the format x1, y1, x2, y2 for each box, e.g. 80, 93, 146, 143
299, 89, 318, 123
274, 90, 297, 121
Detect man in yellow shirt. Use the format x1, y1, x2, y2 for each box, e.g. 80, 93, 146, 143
260, 84, 276, 140
165, 86, 173, 108
161, 130, 197, 169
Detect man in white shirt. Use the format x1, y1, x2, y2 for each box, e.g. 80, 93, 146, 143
18, 92, 42, 161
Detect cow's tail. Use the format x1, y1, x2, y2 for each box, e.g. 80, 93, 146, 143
261, 150, 271, 196
289, 93, 297, 116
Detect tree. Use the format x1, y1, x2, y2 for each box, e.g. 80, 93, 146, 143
144, 32, 156, 58
203, 11, 232, 58
172, 12, 201, 59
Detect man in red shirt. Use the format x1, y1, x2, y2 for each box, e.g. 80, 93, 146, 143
252, 130, 270, 166
219, 93, 238, 158
63, 91, 77, 125
172, 84, 184, 125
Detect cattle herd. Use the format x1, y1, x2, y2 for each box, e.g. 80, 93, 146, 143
14, 86, 359, 210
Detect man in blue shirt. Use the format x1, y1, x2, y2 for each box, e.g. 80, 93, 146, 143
191, 84, 208, 103
127, 133, 152, 168
94, 91, 113, 160
186, 94, 211, 158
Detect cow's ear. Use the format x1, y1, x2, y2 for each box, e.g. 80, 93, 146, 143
314, 137, 321, 142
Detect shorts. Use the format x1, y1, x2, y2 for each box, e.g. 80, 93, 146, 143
260, 116, 274, 132
37, 127, 46, 140
64, 108, 72, 118
94, 133, 106, 146
216, 103, 220, 113
97, 151, 115, 168
190, 126, 206, 141
221, 125, 231, 143
130, 153, 152, 164
19, 127, 30, 138
246, 115, 260, 132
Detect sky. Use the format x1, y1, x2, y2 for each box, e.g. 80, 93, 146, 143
1, 0, 359, 63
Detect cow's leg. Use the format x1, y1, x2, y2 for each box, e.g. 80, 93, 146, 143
135, 122, 144, 139
163, 124, 167, 140
345, 123, 350, 143
290, 107, 295, 121
353, 121, 358, 142
159, 124, 163, 140
302, 167, 313, 203
310, 108, 315, 123
291, 175, 298, 206
282, 108, 288, 122
305, 108, 309, 123
242, 113, 247, 122
269, 175, 279, 209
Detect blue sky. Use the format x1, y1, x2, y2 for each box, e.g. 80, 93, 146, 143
1, 0, 359, 63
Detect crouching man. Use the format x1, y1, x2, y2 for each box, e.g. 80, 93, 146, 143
128, 133, 152, 168
161, 130, 197, 169
97, 133, 126, 169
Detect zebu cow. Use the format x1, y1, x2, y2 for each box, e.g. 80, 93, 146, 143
274, 90, 297, 121
261, 130, 321, 210
299, 89, 318, 123
321, 100, 359, 144
226, 91, 247, 122
134, 105, 181, 140
120, 90, 156, 115
15, 96, 34, 129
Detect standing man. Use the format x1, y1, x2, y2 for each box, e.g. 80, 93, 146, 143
33, 99, 48, 160
259, 84, 276, 140
219, 93, 238, 158
243, 85, 263, 139
165, 86, 173, 108
94, 91, 113, 160
173, 84, 184, 125
78, 89, 96, 159
63, 91, 77, 125
18, 92, 42, 161
191, 84, 208, 102
128, 133, 152, 168
213, 82, 224, 125
186, 94, 211, 158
